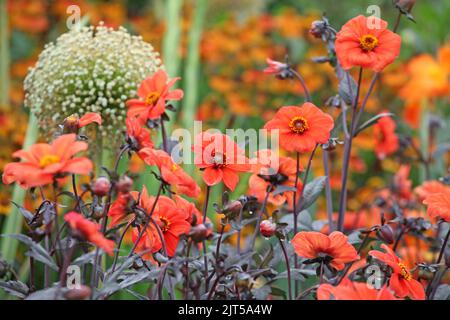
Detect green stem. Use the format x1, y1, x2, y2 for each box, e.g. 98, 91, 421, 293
0, 0, 9, 108
337, 67, 363, 232
182, 0, 207, 175
162, 0, 183, 133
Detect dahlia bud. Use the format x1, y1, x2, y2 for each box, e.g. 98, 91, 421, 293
116, 175, 133, 193
309, 20, 326, 38
221, 200, 243, 220
260, 219, 277, 238
64, 285, 92, 300
92, 177, 111, 197
394, 0, 416, 13
188, 224, 209, 243
376, 224, 395, 244
62, 115, 80, 134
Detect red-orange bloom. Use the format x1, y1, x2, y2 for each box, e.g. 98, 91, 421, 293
131, 227, 160, 262
107, 192, 131, 228
369, 244, 425, 300
126, 70, 184, 122
65, 211, 115, 256
291, 231, 359, 271
373, 113, 399, 160
126, 117, 154, 151
423, 190, 450, 222
318, 280, 398, 300
63, 113, 102, 133
393, 165, 413, 202
174, 195, 201, 225
78, 113, 102, 128
415, 180, 450, 201
131, 186, 190, 257
249, 150, 303, 207
264, 103, 334, 153
192, 132, 251, 191
154, 197, 190, 257
139, 148, 200, 198
263, 58, 288, 75
335, 15, 401, 72
2, 134, 93, 188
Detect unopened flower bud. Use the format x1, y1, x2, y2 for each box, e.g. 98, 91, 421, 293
309, 20, 326, 38
260, 219, 277, 238
188, 224, 209, 243
62, 115, 80, 134
376, 224, 395, 244
394, 0, 416, 13
116, 175, 133, 193
92, 177, 111, 197
64, 285, 92, 300
222, 200, 243, 219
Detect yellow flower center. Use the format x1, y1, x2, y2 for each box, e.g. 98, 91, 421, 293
39, 154, 60, 168
360, 34, 378, 52
289, 116, 309, 134
398, 262, 412, 281
171, 164, 179, 172
159, 216, 171, 232
145, 92, 160, 106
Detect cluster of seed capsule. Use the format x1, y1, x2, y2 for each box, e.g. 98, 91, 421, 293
24, 22, 163, 143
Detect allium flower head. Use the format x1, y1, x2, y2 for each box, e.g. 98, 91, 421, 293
24, 23, 163, 142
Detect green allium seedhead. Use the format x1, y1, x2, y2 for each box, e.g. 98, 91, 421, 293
24, 23, 163, 143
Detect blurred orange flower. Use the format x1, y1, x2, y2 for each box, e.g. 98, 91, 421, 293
291, 231, 359, 270
318, 280, 398, 300
65, 211, 115, 256
423, 190, 450, 222
373, 113, 399, 160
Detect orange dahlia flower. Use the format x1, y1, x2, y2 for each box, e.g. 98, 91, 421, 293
131, 186, 190, 257
192, 132, 251, 191
423, 190, 450, 222
131, 227, 160, 262
65, 211, 115, 256
125, 117, 154, 152
108, 192, 132, 228
2, 134, 93, 188
249, 151, 303, 207
373, 113, 399, 160
291, 231, 359, 271
369, 244, 425, 300
318, 280, 398, 300
126, 70, 184, 122
63, 112, 102, 134
415, 180, 450, 201
139, 148, 200, 198
335, 15, 401, 72
264, 103, 334, 153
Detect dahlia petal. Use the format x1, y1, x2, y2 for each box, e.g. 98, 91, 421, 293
202, 167, 223, 186
222, 167, 239, 191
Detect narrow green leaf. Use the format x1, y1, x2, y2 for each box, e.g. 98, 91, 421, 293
354, 112, 394, 136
